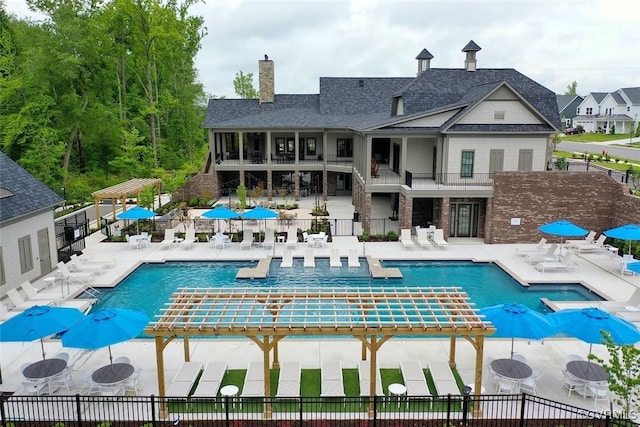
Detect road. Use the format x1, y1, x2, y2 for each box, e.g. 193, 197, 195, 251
556, 137, 640, 163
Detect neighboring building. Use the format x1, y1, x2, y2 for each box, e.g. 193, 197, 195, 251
573, 87, 640, 133
0, 152, 63, 290
556, 94, 584, 128
202, 41, 561, 239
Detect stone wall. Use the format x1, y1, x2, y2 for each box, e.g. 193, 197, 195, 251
171, 173, 217, 203
488, 171, 637, 243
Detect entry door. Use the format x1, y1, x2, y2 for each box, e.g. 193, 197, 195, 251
392, 144, 400, 174
37, 228, 52, 275
449, 203, 478, 237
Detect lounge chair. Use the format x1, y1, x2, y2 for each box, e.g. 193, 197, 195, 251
330, 249, 342, 268
56, 261, 96, 286
358, 360, 383, 396
68, 255, 108, 274
523, 244, 558, 265
20, 281, 66, 301
400, 229, 416, 250
303, 249, 315, 268
536, 250, 579, 273
428, 361, 460, 396
415, 228, 433, 250
7, 288, 55, 309
302, 231, 311, 246
192, 361, 227, 397
241, 361, 265, 398
574, 235, 606, 253
515, 238, 547, 257
400, 360, 431, 401
281, 250, 293, 268
276, 361, 301, 398
166, 361, 204, 397
70, 254, 116, 269
348, 249, 360, 268
567, 231, 596, 247
0, 302, 21, 321
599, 288, 640, 313
285, 229, 297, 249
182, 228, 198, 249
320, 360, 345, 397
431, 229, 449, 250
240, 229, 254, 249
160, 228, 176, 248
262, 228, 275, 249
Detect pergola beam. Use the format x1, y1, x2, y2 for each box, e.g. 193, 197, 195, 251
91, 178, 162, 226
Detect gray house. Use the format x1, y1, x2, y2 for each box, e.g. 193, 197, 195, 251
0, 152, 63, 291
556, 94, 584, 128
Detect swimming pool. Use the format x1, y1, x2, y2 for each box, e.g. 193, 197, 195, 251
89, 259, 603, 319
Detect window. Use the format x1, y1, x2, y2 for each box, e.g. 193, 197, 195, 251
627, 106, 631, 112
0, 247, 5, 285
586, 107, 593, 115
337, 138, 353, 158
494, 111, 505, 120
489, 149, 504, 175
518, 149, 533, 172
18, 235, 33, 274
306, 138, 316, 155
577, 107, 580, 114
276, 138, 285, 154
460, 151, 474, 178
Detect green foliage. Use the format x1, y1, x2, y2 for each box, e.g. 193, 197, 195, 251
564, 81, 578, 95
387, 231, 398, 241
233, 71, 258, 99
361, 231, 370, 241
589, 331, 640, 413
236, 183, 247, 211
610, 124, 616, 134
554, 157, 567, 171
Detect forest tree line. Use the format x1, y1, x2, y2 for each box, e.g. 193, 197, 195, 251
0, 0, 209, 203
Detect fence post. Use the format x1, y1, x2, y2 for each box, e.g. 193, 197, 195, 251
151, 395, 156, 427
0, 394, 6, 427
519, 394, 527, 427
446, 394, 452, 426
461, 385, 472, 426
373, 395, 377, 426
299, 396, 303, 423
604, 414, 611, 427
75, 394, 82, 427
225, 395, 230, 427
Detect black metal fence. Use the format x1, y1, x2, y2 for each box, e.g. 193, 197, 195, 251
1, 393, 633, 426
547, 159, 638, 190
405, 172, 495, 189
54, 210, 90, 263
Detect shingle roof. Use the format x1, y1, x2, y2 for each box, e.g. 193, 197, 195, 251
462, 40, 482, 52
620, 87, 640, 104
557, 95, 576, 111
0, 152, 63, 223
611, 92, 625, 104
591, 92, 608, 103
415, 49, 434, 60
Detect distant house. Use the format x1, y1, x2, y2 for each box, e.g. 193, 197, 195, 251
0, 152, 63, 291
573, 87, 640, 133
556, 94, 584, 128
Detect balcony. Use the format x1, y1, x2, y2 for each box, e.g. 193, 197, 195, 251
405, 171, 494, 190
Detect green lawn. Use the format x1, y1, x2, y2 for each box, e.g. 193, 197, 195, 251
561, 133, 633, 142
553, 150, 638, 171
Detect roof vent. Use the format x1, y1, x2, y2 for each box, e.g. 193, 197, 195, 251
415, 48, 434, 75
462, 40, 481, 72
359, 79, 364, 87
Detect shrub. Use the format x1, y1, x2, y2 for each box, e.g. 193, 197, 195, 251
387, 231, 398, 241
361, 232, 370, 242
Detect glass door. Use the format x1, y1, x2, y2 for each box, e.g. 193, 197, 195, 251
449, 203, 479, 237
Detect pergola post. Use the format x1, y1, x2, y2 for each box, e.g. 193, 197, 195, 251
368, 335, 377, 418
183, 336, 190, 361
473, 335, 485, 418
263, 336, 272, 419
94, 196, 101, 230
449, 334, 457, 368
156, 336, 168, 417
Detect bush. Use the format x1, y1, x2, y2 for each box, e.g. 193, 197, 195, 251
387, 231, 398, 241
361, 231, 370, 242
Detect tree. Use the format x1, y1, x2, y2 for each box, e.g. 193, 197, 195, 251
564, 81, 578, 95
236, 183, 247, 211
233, 71, 258, 99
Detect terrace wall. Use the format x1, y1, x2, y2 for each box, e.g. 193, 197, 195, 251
488, 171, 638, 244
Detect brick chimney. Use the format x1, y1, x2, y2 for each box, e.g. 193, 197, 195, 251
259, 55, 274, 104
415, 48, 434, 75
462, 40, 481, 72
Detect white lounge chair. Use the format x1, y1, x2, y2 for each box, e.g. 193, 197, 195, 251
56, 262, 96, 286
415, 228, 433, 250
240, 229, 254, 249
276, 361, 301, 398
262, 228, 275, 249
320, 360, 345, 397
68, 255, 107, 274
20, 281, 66, 301
400, 229, 416, 250
428, 361, 460, 396
567, 231, 596, 247
574, 235, 606, 253
166, 361, 204, 397
431, 229, 449, 250
523, 243, 558, 265
192, 361, 227, 397
400, 360, 431, 400
330, 249, 342, 268
241, 361, 265, 398
182, 228, 198, 249
599, 288, 640, 313
536, 250, 579, 273
358, 360, 383, 396
160, 228, 176, 248
281, 250, 293, 268
303, 249, 315, 268
7, 288, 55, 310
70, 254, 116, 269
348, 249, 360, 268
285, 229, 297, 249
515, 238, 547, 257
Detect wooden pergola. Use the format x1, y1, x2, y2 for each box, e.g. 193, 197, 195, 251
91, 178, 162, 226
145, 286, 496, 418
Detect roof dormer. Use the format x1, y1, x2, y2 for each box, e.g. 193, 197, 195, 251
462, 40, 481, 72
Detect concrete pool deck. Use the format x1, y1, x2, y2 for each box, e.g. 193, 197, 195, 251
2, 197, 639, 414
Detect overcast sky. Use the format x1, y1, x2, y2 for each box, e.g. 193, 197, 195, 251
5, 0, 639, 99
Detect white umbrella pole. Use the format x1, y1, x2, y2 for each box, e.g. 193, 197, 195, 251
40, 338, 46, 360
511, 338, 515, 359
108, 345, 113, 364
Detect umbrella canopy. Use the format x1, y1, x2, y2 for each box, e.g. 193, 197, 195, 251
548, 307, 640, 354
117, 206, 156, 234
0, 305, 83, 359
479, 303, 557, 358
539, 220, 588, 259
604, 224, 640, 254
626, 262, 640, 275
62, 308, 150, 364
240, 206, 279, 220
201, 205, 239, 220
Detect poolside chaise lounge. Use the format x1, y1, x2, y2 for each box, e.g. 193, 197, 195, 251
515, 238, 547, 257
70, 254, 116, 269
430, 229, 449, 250
182, 228, 198, 250
276, 361, 301, 398
7, 287, 94, 314
573, 234, 607, 253
415, 228, 433, 250
20, 281, 68, 302
166, 361, 204, 397
358, 360, 383, 396
428, 361, 461, 397
68, 255, 108, 275
285, 229, 297, 249
262, 228, 275, 249
281, 250, 293, 268
567, 231, 596, 247
330, 249, 342, 268
56, 262, 96, 286
303, 249, 316, 268
523, 244, 558, 265
241, 361, 265, 398
399, 229, 416, 250
536, 250, 579, 273
240, 229, 254, 249
320, 360, 345, 398
600, 288, 640, 313
160, 228, 176, 248
348, 249, 360, 268
192, 361, 227, 398
400, 361, 431, 402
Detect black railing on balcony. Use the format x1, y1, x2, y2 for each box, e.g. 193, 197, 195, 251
547, 159, 637, 189
405, 172, 494, 189
325, 154, 353, 165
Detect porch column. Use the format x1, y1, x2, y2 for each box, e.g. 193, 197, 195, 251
399, 193, 413, 229
441, 197, 450, 238
294, 131, 300, 165
322, 131, 327, 165
400, 137, 407, 184
267, 170, 273, 200
238, 132, 244, 164
266, 131, 272, 165
365, 136, 372, 182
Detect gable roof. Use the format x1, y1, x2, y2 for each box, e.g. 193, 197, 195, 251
620, 87, 640, 104
589, 92, 608, 103
557, 95, 583, 113
0, 152, 63, 223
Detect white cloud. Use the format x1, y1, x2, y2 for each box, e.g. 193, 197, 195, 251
4, 0, 640, 98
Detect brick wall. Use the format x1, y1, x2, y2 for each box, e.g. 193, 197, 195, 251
171, 173, 217, 203
488, 171, 638, 243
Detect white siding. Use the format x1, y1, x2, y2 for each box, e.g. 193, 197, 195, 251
0, 210, 57, 292
391, 110, 458, 127
458, 100, 542, 124
445, 136, 547, 174
405, 138, 435, 172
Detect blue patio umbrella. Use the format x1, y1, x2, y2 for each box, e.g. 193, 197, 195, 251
539, 220, 588, 259
479, 303, 557, 358
0, 305, 83, 359
241, 206, 279, 242
604, 224, 640, 254
61, 308, 150, 364
201, 205, 239, 232
117, 206, 156, 234
548, 307, 640, 355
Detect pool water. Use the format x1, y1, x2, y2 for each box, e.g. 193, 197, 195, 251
90, 259, 602, 320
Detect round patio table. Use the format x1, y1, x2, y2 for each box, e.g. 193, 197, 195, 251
92, 363, 135, 385
23, 358, 67, 380
490, 359, 532, 380
566, 360, 608, 382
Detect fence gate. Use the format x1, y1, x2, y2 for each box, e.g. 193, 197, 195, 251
55, 210, 90, 263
